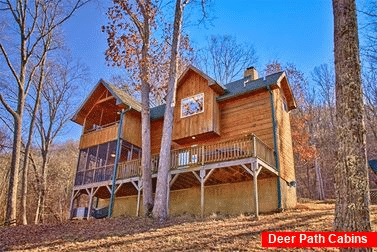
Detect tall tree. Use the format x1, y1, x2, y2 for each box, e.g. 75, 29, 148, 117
152, 0, 210, 221
152, 0, 188, 221
20, 30, 53, 225
0, 0, 90, 224
196, 34, 257, 84
333, 0, 371, 239
104, 0, 158, 216
34, 59, 84, 224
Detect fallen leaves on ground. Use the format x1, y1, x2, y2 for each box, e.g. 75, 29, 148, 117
1, 200, 376, 251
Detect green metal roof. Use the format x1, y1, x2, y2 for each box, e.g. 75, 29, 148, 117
100, 79, 142, 112
150, 104, 166, 120
369, 160, 377, 175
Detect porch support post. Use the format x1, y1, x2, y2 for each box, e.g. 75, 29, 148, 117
251, 161, 262, 218
200, 169, 206, 219
167, 173, 171, 216
87, 188, 94, 219
136, 183, 142, 217
131, 179, 143, 217
68, 190, 78, 219
253, 167, 259, 218
109, 108, 130, 218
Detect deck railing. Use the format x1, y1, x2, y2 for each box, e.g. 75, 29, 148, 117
75, 164, 114, 186
74, 134, 276, 186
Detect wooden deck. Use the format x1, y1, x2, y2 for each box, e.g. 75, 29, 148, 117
70, 134, 278, 219
73, 134, 276, 189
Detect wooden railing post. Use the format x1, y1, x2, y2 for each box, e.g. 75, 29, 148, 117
201, 145, 205, 165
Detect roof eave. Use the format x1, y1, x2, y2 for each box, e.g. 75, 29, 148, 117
277, 72, 297, 111
71, 79, 107, 125
178, 65, 227, 94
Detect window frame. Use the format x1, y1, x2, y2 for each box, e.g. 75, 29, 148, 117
180, 93, 205, 118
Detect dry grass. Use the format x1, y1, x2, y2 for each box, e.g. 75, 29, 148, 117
1, 201, 377, 251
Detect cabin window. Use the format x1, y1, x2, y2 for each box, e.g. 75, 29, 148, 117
181, 93, 204, 118
178, 151, 190, 166
177, 150, 198, 166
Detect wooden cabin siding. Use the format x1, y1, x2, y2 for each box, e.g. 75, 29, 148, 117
122, 110, 142, 147
151, 118, 180, 154
79, 123, 118, 149
274, 88, 295, 182
173, 71, 220, 141
151, 119, 163, 154
219, 90, 274, 147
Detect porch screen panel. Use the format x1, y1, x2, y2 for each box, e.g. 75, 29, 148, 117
97, 143, 108, 168
106, 141, 117, 165
77, 148, 88, 171
86, 146, 98, 170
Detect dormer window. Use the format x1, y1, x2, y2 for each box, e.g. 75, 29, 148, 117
181, 93, 204, 118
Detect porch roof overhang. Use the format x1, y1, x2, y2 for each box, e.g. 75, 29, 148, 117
71, 79, 142, 125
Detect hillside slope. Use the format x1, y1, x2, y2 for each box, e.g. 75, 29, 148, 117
1, 201, 376, 251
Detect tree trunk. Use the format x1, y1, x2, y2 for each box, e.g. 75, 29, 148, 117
20, 55, 47, 225
35, 149, 49, 224
6, 110, 23, 224
140, 0, 154, 217
153, 0, 185, 221
141, 78, 153, 216
333, 0, 371, 241
314, 158, 325, 200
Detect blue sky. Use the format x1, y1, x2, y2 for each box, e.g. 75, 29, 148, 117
62, 0, 343, 141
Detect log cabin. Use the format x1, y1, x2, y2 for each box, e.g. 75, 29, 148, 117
69, 65, 297, 219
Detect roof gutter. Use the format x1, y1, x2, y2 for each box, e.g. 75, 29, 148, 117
108, 106, 131, 218
267, 86, 282, 210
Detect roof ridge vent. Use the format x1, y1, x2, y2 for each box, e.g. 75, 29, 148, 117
243, 77, 251, 87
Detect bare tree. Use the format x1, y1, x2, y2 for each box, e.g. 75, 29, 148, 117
34, 58, 84, 224
19, 30, 54, 225
196, 34, 257, 84
104, 0, 159, 217
152, 0, 188, 221
152, 0, 211, 221
333, 0, 371, 240
0, 0, 90, 224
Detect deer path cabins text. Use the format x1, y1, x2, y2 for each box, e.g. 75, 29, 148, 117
69, 66, 297, 219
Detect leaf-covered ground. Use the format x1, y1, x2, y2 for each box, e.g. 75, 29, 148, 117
1, 200, 376, 251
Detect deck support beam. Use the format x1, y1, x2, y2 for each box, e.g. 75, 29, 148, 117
87, 188, 94, 219
194, 168, 215, 219
136, 183, 142, 217
167, 173, 171, 216
131, 180, 143, 217
200, 170, 205, 219
241, 161, 261, 218
253, 162, 262, 218
68, 190, 80, 219
253, 166, 259, 218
